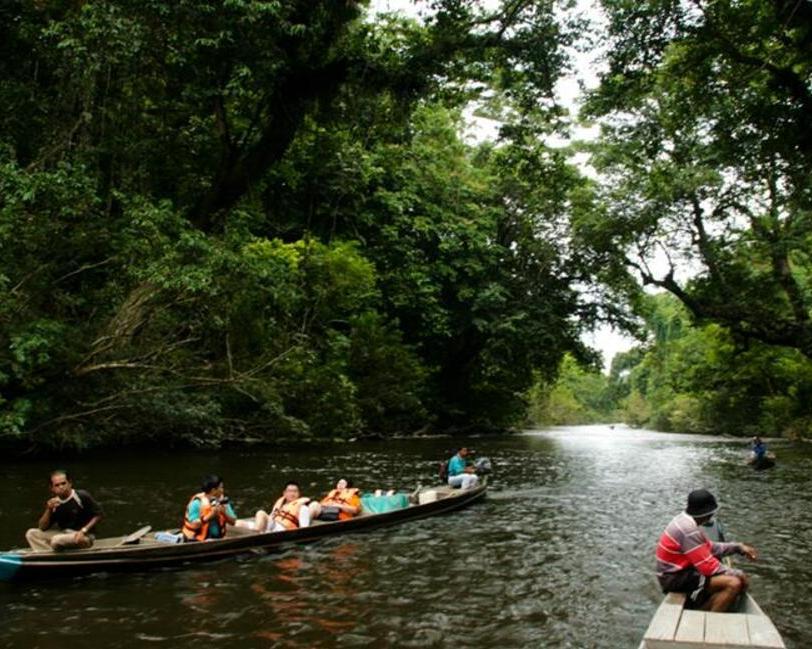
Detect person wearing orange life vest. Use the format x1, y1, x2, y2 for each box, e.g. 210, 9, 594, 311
251, 482, 316, 533
181, 474, 237, 542
311, 478, 362, 522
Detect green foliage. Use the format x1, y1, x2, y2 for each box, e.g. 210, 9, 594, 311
614, 293, 812, 437
552, 0, 812, 437
7, 0, 812, 449
0, 2, 598, 449
256, 101, 592, 432
578, 0, 812, 359
528, 354, 618, 426
347, 312, 428, 436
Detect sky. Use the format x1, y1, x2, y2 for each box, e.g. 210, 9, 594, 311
368, 0, 637, 369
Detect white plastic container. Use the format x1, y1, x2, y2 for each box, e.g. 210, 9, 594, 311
418, 490, 438, 505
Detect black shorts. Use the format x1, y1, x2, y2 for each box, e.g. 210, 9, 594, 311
659, 568, 710, 607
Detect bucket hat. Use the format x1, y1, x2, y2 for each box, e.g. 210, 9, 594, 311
685, 489, 719, 517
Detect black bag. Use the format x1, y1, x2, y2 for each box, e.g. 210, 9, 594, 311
439, 459, 450, 482
318, 506, 341, 521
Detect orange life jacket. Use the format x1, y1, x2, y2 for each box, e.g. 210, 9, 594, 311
271, 496, 310, 530
320, 488, 361, 521
182, 493, 226, 541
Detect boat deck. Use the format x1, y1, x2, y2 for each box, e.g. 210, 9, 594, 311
640, 592, 785, 648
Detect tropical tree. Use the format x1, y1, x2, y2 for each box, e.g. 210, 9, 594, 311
578, 0, 812, 358
613, 293, 812, 437
1, 1, 597, 447
528, 354, 616, 425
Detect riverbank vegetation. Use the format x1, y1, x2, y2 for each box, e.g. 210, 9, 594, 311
558, 0, 812, 438
530, 294, 812, 438
1, 1, 603, 449
527, 355, 617, 426
2, 1, 810, 449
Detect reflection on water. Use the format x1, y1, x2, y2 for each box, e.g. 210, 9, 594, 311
247, 545, 362, 645
1, 425, 810, 648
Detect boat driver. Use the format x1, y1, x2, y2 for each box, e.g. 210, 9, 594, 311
751, 436, 767, 462
447, 447, 479, 489
655, 489, 758, 611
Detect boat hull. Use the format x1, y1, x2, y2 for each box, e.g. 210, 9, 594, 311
751, 457, 775, 470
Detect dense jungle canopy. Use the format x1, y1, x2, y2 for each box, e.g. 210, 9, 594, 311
1, 0, 810, 450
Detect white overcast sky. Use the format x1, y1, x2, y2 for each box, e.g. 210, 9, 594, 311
368, 1, 637, 368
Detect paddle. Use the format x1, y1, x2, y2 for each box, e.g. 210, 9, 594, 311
117, 525, 152, 546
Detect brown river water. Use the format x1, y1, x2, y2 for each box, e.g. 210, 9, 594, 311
0, 425, 810, 648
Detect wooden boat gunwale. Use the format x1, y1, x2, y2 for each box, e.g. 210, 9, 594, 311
0, 481, 487, 581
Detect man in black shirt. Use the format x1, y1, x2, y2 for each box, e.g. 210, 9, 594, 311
25, 470, 104, 552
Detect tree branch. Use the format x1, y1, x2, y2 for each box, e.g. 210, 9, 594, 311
186, 60, 350, 233
689, 194, 725, 288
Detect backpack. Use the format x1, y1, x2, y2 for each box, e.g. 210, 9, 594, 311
438, 459, 450, 482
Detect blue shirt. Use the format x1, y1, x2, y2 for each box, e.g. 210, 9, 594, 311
186, 498, 237, 539
448, 454, 467, 477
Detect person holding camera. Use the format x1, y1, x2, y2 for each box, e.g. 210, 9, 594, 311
181, 474, 237, 542
25, 469, 103, 552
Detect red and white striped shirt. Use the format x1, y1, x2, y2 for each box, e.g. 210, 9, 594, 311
656, 512, 741, 578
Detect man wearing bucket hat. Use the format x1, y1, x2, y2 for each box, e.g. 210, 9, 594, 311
655, 489, 758, 611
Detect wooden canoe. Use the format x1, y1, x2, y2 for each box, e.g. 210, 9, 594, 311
0, 482, 486, 582
639, 520, 785, 648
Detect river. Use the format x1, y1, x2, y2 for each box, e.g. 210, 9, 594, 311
1, 425, 810, 648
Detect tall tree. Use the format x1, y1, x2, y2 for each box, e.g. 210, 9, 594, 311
578, 0, 812, 358
1, 1, 594, 446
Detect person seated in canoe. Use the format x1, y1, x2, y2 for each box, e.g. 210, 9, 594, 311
181, 474, 237, 542
656, 489, 758, 612
750, 436, 767, 462
447, 447, 479, 490
310, 478, 362, 522
25, 469, 104, 552
251, 482, 316, 532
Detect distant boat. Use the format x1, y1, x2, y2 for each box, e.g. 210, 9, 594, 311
0, 482, 487, 582
747, 451, 776, 470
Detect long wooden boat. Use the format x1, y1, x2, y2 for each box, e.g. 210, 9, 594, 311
639, 521, 785, 649
0, 482, 486, 582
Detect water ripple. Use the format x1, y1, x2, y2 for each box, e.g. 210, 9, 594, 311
0, 427, 810, 647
